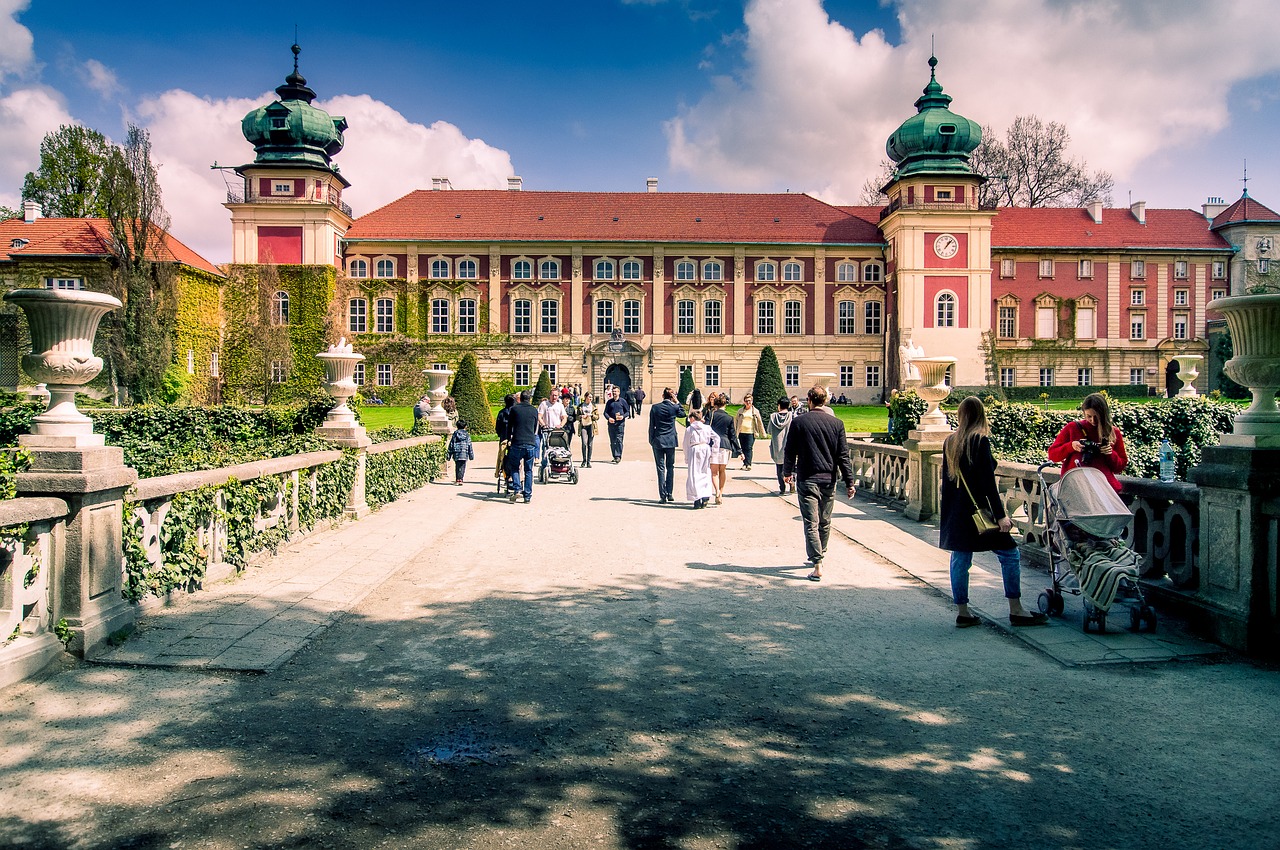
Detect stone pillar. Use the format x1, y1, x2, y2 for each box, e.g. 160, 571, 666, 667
904, 430, 947, 522
316, 341, 372, 519
1190, 446, 1280, 653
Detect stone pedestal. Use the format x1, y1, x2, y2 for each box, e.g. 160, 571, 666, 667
1189, 445, 1280, 654
904, 429, 948, 521
16, 445, 138, 659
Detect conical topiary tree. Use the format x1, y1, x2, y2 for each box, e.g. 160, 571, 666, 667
677, 367, 694, 407
532, 367, 553, 404
751, 346, 787, 411
450, 352, 495, 436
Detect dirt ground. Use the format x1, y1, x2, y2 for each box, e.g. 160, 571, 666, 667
2, 438, 1278, 849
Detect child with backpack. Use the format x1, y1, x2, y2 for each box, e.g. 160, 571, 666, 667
447, 419, 474, 485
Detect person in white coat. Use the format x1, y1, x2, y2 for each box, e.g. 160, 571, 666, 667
682, 410, 720, 509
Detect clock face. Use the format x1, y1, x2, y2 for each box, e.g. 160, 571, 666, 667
934, 233, 959, 259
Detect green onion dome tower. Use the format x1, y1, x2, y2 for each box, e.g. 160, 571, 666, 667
885, 55, 982, 177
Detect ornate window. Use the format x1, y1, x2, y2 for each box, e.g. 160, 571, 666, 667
375, 258, 396, 278
541, 299, 559, 334
594, 259, 615, 280
513, 298, 531, 334
1035, 295, 1056, 339
839, 365, 855, 387
783, 300, 802, 335
430, 258, 450, 279
348, 298, 367, 333
539, 259, 560, 280
375, 298, 395, 333
513, 259, 532, 280
271, 291, 289, 326
623, 299, 641, 334
349, 258, 368, 278
836, 262, 857, 282
837, 301, 856, 335
675, 260, 695, 281
457, 258, 478, 279
862, 262, 883, 283
676, 299, 695, 335
998, 304, 1017, 339
1075, 296, 1097, 340
458, 298, 477, 334
431, 298, 449, 334
704, 299, 722, 335
756, 261, 776, 282
595, 299, 614, 334
782, 261, 802, 282
544, 364, 558, 385
702, 260, 723, 281
935, 292, 957, 328
864, 300, 882, 335
621, 259, 642, 280
757, 300, 776, 335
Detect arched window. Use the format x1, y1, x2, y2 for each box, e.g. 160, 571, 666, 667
621, 260, 642, 280
348, 298, 367, 333
782, 261, 802, 281
271, 291, 289, 326
594, 259, 615, 280
702, 261, 723, 281
348, 259, 368, 278
863, 262, 883, 283
513, 259, 532, 280
836, 262, 858, 282
756, 261, 776, 282
375, 297, 395, 333
457, 258, 477, 279
375, 258, 395, 278
540, 259, 560, 280
430, 258, 449, 279
935, 292, 956, 328
675, 261, 695, 281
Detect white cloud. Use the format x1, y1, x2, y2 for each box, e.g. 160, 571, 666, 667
81, 59, 120, 99
136, 90, 514, 264
0, 0, 34, 81
0, 85, 75, 211
667, 0, 1280, 205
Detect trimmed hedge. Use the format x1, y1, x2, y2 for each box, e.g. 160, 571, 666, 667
451, 352, 495, 436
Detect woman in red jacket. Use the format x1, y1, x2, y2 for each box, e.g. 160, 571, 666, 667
1046, 393, 1128, 492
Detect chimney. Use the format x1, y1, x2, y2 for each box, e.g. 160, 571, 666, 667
1086, 200, 1103, 224
1130, 200, 1146, 225
23, 200, 40, 223
431, 177, 452, 191
507, 176, 523, 191
1202, 196, 1229, 221
646, 177, 658, 193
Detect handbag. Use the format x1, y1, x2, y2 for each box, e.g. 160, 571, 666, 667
956, 467, 1001, 534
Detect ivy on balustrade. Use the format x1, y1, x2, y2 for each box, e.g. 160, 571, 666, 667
365, 420, 445, 511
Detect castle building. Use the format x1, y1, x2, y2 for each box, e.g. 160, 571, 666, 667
222, 49, 1279, 405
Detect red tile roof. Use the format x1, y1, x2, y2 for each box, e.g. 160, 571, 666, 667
0, 217, 222, 276
1210, 193, 1280, 229
989, 207, 1229, 251
345, 191, 885, 246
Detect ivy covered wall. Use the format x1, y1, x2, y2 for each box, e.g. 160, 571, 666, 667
172, 267, 224, 405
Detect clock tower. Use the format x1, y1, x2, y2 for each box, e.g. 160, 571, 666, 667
879, 56, 994, 388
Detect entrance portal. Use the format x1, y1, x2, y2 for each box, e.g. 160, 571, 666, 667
604, 363, 631, 395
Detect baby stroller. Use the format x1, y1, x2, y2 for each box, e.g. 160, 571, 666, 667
539, 428, 579, 485
1036, 463, 1156, 633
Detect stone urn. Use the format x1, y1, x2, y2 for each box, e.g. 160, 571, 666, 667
912, 356, 957, 431
422, 368, 455, 434
316, 337, 365, 431
807, 372, 837, 402
3, 288, 121, 445
1172, 354, 1202, 397
1214, 293, 1280, 444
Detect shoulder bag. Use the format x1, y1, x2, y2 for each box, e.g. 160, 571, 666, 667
955, 466, 1000, 535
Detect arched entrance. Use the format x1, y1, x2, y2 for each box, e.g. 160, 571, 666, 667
604, 363, 632, 395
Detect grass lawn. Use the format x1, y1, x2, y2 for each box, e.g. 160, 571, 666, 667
722, 404, 888, 433
357, 406, 415, 431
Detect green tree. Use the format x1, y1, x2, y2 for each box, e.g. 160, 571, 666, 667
21, 125, 113, 218
750, 346, 787, 411
0, 205, 17, 220
450, 352, 495, 436
677, 367, 694, 407
533, 367, 553, 404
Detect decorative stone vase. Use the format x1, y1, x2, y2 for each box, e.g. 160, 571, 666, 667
912, 356, 957, 431
1172, 354, 1202, 397
3, 288, 121, 444
316, 338, 365, 430
422, 368, 455, 434
806, 372, 837, 401
1214, 293, 1280, 443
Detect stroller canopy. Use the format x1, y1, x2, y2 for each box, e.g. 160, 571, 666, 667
1051, 467, 1132, 539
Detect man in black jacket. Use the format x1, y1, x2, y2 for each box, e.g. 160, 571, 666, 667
603, 387, 631, 462
783, 385, 855, 580
647, 387, 682, 503
506, 391, 540, 503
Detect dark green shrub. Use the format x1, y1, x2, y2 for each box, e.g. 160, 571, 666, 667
886, 390, 927, 445
533, 368, 552, 404
750, 346, 787, 411
678, 368, 694, 407
450, 353, 495, 436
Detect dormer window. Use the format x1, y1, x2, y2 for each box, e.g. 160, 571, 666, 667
939, 124, 957, 135
11, 238, 28, 249
271, 117, 287, 129
272, 181, 293, 196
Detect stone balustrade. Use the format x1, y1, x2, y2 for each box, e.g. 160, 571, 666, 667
0, 497, 69, 688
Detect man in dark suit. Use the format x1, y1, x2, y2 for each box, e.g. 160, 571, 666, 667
647, 387, 683, 503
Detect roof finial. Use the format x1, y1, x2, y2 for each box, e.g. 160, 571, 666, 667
1242, 159, 1250, 197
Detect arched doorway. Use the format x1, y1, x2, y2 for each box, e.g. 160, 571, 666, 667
604, 363, 632, 395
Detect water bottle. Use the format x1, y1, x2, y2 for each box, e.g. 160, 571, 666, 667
1158, 438, 1176, 482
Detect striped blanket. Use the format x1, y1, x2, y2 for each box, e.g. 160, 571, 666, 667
1068, 538, 1141, 612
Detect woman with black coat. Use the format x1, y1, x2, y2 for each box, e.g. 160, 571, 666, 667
940, 397, 1047, 629
706, 394, 741, 505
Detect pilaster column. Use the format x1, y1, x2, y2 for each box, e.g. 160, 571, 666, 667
733, 247, 747, 339
488, 246, 503, 334
813, 247, 826, 339
571, 247, 584, 340
652, 247, 665, 337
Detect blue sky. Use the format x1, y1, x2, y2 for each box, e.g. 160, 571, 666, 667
3, 0, 1279, 263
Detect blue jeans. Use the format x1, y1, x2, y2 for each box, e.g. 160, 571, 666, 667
949, 548, 1021, 606
508, 443, 537, 500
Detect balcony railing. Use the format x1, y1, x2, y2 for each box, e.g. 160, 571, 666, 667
226, 189, 352, 218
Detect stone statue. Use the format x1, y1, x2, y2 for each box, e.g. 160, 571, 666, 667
899, 337, 924, 384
